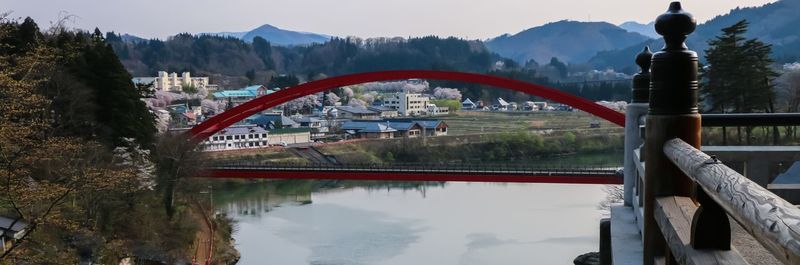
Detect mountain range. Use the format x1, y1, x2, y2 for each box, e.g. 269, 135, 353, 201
618, 21, 658, 39
590, 0, 800, 72
121, 0, 800, 74
485, 20, 651, 65
203, 24, 332, 46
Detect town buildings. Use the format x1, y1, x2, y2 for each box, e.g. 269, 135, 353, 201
212, 85, 273, 106
133, 71, 217, 92
341, 119, 448, 139
202, 125, 270, 151
383, 92, 430, 116
368, 106, 399, 118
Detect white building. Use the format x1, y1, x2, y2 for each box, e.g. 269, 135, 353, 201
202, 125, 269, 151
426, 104, 450, 116
133, 71, 217, 92
383, 92, 430, 116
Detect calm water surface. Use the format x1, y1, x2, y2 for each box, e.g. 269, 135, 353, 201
215, 152, 620, 265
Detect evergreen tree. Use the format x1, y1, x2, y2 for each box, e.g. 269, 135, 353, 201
701, 20, 778, 113
548, 57, 568, 78
65, 30, 157, 147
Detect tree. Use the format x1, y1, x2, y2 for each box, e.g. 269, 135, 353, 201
60, 30, 157, 147
0, 33, 147, 264
268, 74, 299, 89
430, 99, 462, 111
701, 20, 779, 144
702, 20, 778, 113
181, 84, 198, 94
548, 57, 568, 78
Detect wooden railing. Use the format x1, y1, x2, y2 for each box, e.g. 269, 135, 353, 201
662, 138, 800, 264
618, 3, 800, 265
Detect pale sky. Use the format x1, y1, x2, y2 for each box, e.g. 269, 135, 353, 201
0, 0, 778, 40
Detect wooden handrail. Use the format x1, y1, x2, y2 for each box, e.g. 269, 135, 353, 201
663, 138, 800, 265
654, 196, 747, 265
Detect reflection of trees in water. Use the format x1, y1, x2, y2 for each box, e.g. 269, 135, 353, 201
215, 180, 447, 216
221, 191, 312, 217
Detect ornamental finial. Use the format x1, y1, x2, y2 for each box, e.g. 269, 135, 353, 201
654, 2, 696, 51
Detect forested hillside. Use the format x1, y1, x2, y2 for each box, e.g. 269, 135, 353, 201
107, 34, 501, 88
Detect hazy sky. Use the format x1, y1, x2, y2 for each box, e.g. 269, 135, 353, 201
1, 0, 777, 40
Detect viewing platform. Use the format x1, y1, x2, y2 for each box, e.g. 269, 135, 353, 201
608, 2, 800, 265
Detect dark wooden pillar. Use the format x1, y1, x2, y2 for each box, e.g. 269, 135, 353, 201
642, 2, 701, 264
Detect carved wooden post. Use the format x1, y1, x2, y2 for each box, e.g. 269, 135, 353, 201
643, 2, 701, 264
623, 46, 652, 206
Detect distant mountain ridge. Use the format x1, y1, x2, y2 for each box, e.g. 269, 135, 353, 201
618, 21, 658, 39
485, 20, 651, 64
590, 0, 800, 72
203, 24, 332, 46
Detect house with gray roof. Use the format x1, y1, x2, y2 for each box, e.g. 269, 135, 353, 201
462, 98, 477, 110
246, 113, 299, 129
336, 106, 380, 120
1, 216, 28, 252
341, 119, 447, 139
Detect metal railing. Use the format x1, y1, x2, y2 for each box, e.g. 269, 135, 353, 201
701, 113, 800, 127
207, 161, 622, 176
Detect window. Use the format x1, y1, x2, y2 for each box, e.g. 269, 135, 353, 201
262, 133, 267, 138
248, 142, 254, 147
226, 135, 232, 140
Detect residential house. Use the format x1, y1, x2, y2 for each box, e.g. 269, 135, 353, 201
1, 216, 28, 253
492, 97, 511, 111
413, 120, 448, 136
133, 71, 217, 92
462, 98, 477, 110
212, 85, 273, 106
292, 116, 329, 138
267, 128, 312, 145
246, 113, 299, 129
385, 121, 424, 138
383, 92, 430, 116
336, 106, 380, 120
426, 104, 450, 116
341, 119, 448, 139
341, 121, 397, 139
202, 125, 269, 151
368, 106, 399, 118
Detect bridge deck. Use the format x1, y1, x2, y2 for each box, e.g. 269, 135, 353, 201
201, 164, 622, 184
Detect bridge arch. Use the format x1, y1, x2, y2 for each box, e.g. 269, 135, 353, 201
189, 70, 625, 143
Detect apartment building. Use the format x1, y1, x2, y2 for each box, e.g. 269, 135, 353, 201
133, 71, 217, 92
383, 92, 430, 116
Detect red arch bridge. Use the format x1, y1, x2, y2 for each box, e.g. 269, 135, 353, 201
190, 70, 625, 184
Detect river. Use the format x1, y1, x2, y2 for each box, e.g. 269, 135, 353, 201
214, 152, 621, 265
